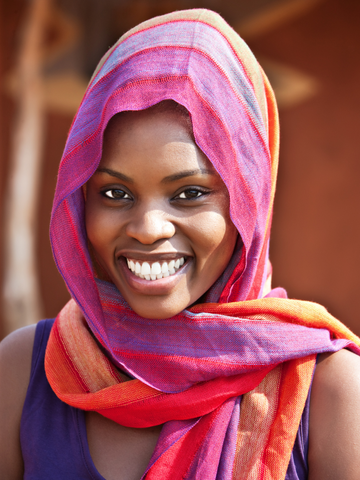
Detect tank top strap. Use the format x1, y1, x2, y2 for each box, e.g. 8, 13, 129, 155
29, 318, 55, 379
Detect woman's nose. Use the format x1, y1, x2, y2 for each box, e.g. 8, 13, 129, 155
125, 208, 176, 244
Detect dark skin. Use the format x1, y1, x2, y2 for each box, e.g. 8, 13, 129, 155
1, 110, 360, 479
85, 109, 238, 320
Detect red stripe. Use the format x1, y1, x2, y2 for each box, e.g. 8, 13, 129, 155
96, 368, 272, 427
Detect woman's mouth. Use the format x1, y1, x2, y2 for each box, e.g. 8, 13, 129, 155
125, 257, 186, 280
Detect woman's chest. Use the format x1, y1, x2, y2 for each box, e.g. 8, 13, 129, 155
85, 411, 162, 480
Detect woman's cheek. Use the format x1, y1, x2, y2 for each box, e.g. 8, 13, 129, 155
86, 197, 118, 244
187, 212, 237, 275
191, 211, 230, 247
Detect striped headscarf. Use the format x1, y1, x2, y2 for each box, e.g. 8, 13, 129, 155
46, 9, 360, 479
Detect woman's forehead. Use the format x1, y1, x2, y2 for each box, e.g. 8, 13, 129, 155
100, 107, 216, 176
104, 101, 194, 142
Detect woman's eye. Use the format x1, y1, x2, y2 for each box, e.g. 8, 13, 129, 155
103, 189, 131, 200
177, 189, 207, 200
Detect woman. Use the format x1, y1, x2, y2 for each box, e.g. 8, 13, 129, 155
1, 8, 360, 480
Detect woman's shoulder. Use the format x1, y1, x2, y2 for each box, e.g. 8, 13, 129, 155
308, 349, 360, 480
312, 349, 360, 407
0, 324, 37, 479
313, 348, 360, 397
0, 323, 37, 390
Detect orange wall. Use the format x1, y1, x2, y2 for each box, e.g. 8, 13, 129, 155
248, 0, 360, 333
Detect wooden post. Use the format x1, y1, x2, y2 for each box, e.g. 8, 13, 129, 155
2, 0, 50, 335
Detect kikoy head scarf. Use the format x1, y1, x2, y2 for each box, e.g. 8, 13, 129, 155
45, 9, 360, 480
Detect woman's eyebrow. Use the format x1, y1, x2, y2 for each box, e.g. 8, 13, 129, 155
95, 167, 134, 183
95, 167, 215, 184
162, 168, 215, 183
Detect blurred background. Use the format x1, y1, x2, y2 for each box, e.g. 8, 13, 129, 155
1, 0, 360, 338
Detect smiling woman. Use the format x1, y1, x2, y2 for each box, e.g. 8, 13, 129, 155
85, 105, 238, 319
1, 8, 360, 480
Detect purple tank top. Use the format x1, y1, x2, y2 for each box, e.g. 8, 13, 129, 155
20, 319, 310, 479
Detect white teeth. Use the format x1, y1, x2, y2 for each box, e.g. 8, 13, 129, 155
126, 257, 186, 281
141, 262, 151, 276
151, 262, 161, 275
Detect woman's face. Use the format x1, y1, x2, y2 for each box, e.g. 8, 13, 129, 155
85, 108, 238, 319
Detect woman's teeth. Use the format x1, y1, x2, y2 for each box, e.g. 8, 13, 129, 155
126, 257, 185, 280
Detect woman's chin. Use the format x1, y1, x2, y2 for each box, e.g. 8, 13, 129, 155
126, 297, 191, 320
126, 302, 186, 320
